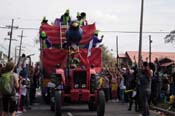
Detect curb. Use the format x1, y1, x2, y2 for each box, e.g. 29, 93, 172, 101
150, 105, 175, 116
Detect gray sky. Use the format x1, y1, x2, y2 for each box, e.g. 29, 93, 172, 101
0, 0, 175, 63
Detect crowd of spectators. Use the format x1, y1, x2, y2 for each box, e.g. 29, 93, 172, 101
0, 54, 40, 116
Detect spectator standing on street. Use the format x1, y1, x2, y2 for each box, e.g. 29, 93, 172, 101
18, 54, 28, 79
139, 62, 152, 116
0, 63, 3, 116
1, 62, 19, 116
119, 71, 126, 103
33, 63, 40, 94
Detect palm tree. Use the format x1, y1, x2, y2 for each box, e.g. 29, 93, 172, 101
164, 30, 175, 43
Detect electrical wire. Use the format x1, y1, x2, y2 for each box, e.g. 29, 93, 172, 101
0, 26, 171, 34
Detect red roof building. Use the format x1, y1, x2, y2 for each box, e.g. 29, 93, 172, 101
125, 51, 175, 63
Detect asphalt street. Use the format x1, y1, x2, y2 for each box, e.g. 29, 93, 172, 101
22, 99, 161, 116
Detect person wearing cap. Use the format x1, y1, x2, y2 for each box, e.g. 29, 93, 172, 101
40, 31, 52, 49
60, 9, 71, 25
84, 30, 104, 48
55, 64, 65, 84
79, 12, 88, 26
41, 16, 48, 24
76, 12, 81, 21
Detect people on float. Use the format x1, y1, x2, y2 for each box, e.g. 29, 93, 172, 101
55, 64, 65, 84
84, 30, 104, 49
69, 51, 80, 69
79, 12, 88, 26
60, 9, 71, 25
41, 16, 48, 24
40, 31, 52, 49
76, 12, 81, 22
65, 21, 83, 50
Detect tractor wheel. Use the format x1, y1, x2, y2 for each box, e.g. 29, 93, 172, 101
55, 91, 62, 116
88, 97, 97, 111
97, 90, 105, 116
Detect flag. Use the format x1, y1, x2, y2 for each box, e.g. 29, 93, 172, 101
87, 39, 93, 57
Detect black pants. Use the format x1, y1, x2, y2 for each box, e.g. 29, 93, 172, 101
128, 92, 139, 111
21, 95, 26, 110
2, 95, 17, 113
0, 96, 3, 115
140, 91, 150, 116
103, 88, 109, 102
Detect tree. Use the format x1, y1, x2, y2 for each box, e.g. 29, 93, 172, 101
99, 44, 116, 67
164, 30, 175, 43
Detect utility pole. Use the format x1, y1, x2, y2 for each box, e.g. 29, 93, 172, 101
149, 35, 152, 63
17, 30, 26, 66
116, 35, 119, 67
5, 19, 18, 61
138, 0, 144, 69
15, 46, 25, 64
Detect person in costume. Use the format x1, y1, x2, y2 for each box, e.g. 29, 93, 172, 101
65, 21, 83, 49
79, 12, 88, 26
76, 12, 81, 22
40, 31, 52, 49
41, 16, 48, 24
84, 30, 104, 48
60, 9, 71, 25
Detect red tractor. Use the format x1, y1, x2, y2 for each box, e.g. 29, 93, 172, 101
39, 18, 105, 116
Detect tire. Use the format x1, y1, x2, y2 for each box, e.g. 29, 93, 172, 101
88, 97, 97, 111
55, 91, 62, 116
97, 90, 105, 116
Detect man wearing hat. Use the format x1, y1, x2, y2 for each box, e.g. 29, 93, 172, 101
79, 12, 88, 26
60, 9, 71, 25
41, 16, 48, 24
40, 31, 52, 49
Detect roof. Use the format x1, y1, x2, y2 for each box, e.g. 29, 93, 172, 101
118, 54, 126, 58
126, 51, 175, 63
160, 62, 175, 67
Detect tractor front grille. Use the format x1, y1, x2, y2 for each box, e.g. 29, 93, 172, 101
73, 71, 87, 89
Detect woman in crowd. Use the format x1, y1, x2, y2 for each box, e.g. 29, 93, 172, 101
1, 62, 19, 116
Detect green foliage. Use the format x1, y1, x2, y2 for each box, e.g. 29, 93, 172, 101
100, 44, 116, 67
164, 30, 175, 43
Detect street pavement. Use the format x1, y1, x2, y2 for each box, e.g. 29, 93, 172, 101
22, 98, 161, 116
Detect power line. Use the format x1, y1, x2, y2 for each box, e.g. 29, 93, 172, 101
0, 26, 171, 34
101, 30, 170, 34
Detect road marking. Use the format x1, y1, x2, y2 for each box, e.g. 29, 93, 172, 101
67, 112, 73, 116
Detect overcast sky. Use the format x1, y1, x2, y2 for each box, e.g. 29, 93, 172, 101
0, 0, 175, 63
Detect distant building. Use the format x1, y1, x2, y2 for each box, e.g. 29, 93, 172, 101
118, 51, 175, 73
0, 51, 8, 64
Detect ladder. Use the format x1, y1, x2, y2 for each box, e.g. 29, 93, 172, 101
60, 23, 69, 48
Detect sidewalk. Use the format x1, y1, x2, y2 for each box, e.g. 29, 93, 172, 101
150, 105, 175, 116
106, 100, 161, 116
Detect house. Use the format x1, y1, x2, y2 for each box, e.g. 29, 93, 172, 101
118, 51, 175, 73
